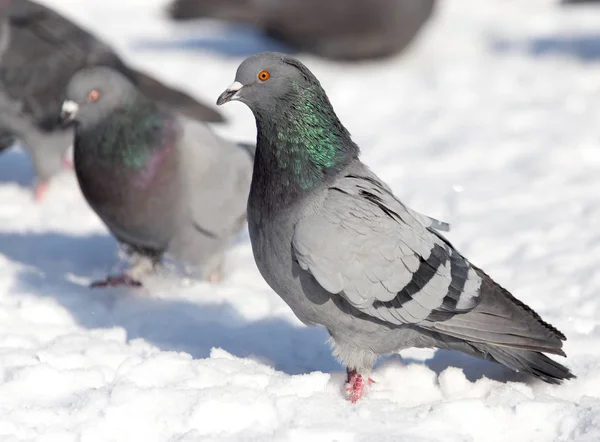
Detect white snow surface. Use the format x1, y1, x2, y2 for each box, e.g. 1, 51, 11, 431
1, 0, 600, 440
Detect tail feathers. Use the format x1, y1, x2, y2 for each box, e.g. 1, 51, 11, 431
481, 344, 575, 384
430, 266, 567, 354
131, 69, 225, 123
476, 266, 567, 341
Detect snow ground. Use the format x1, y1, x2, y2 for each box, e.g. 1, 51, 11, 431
1, 0, 600, 440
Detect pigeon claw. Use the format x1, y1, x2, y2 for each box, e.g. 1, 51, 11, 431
89, 274, 143, 289
345, 369, 375, 403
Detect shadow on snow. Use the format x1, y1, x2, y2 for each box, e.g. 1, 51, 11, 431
0, 230, 531, 383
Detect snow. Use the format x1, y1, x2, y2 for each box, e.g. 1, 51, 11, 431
1, 0, 600, 440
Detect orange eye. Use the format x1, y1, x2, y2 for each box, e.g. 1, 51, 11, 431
258, 70, 270, 82
88, 89, 100, 102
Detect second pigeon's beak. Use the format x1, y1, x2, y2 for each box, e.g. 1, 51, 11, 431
217, 81, 244, 106
60, 100, 79, 125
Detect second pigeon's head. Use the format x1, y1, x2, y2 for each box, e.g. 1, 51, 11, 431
61, 67, 138, 129
217, 52, 324, 115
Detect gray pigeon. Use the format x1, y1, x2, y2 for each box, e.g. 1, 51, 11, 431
168, 0, 436, 61
61, 67, 253, 287
217, 53, 574, 402
0, 0, 225, 201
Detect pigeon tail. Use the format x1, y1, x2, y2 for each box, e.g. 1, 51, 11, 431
429, 266, 568, 356
479, 344, 575, 384
131, 69, 225, 123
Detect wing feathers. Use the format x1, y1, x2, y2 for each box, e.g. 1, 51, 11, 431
293, 165, 567, 357
293, 168, 482, 326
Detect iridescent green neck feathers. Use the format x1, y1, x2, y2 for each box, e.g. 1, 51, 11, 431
255, 81, 358, 190
76, 99, 176, 170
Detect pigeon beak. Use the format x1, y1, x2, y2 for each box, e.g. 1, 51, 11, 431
60, 100, 79, 125
216, 81, 244, 106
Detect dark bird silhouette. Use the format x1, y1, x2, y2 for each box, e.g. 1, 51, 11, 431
168, 0, 436, 61
61, 67, 253, 287
0, 0, 224, 200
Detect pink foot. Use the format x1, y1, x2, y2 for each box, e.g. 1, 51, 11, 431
345, 369, 375, 403
34, 182, 49, 202
90, 274, 142, 289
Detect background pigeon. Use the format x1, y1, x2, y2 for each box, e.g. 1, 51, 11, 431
61, 67, 253, 286
0, 0, 225, 200
168, 0, 436, 61
217, 52, 574, 402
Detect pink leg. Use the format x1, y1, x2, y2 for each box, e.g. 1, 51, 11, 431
90, 274, 142, 289
345, 369, 375, 403
34, 182, 49, 202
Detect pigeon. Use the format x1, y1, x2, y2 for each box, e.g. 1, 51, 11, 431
168, 0, 436, 61
0, 0, 225, 201
217, 52, 574, 403
61, 66, 253, 287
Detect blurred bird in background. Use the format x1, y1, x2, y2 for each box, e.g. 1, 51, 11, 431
561, 0, 600, 4
0, 0, 225, 201
167, 0, 436, 61
60, 67, 254, 287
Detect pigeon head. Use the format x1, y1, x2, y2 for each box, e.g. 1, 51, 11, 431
217, 52, 326, 112
218, 52, 358, 190
61, 67, 139, 129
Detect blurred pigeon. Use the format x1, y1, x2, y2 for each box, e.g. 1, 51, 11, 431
0, 0, 225, 201
61, 67, 252, 286
217, 53, 574, 402
0, 0, 11, 58
168, 0, 436, 61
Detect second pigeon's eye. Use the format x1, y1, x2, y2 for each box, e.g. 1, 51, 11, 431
258, 70, 270, 82
88, 90, 100, 102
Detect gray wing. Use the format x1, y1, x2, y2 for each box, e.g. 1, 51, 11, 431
406, 206, 449, 232
178, 119, 253, 239
292, 166, 481, 325
342, 170, 449, 232
293, 165, 568, 354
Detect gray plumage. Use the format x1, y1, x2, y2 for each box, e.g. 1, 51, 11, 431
0, 0, 10, 60
217, 53, 573, 400
0, 0, 225, 198
62, 67, 252, 284
0, 0, 15, 154
168, 0, 436, 61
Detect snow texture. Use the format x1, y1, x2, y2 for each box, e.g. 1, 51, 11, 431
1, 0, 599, 440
